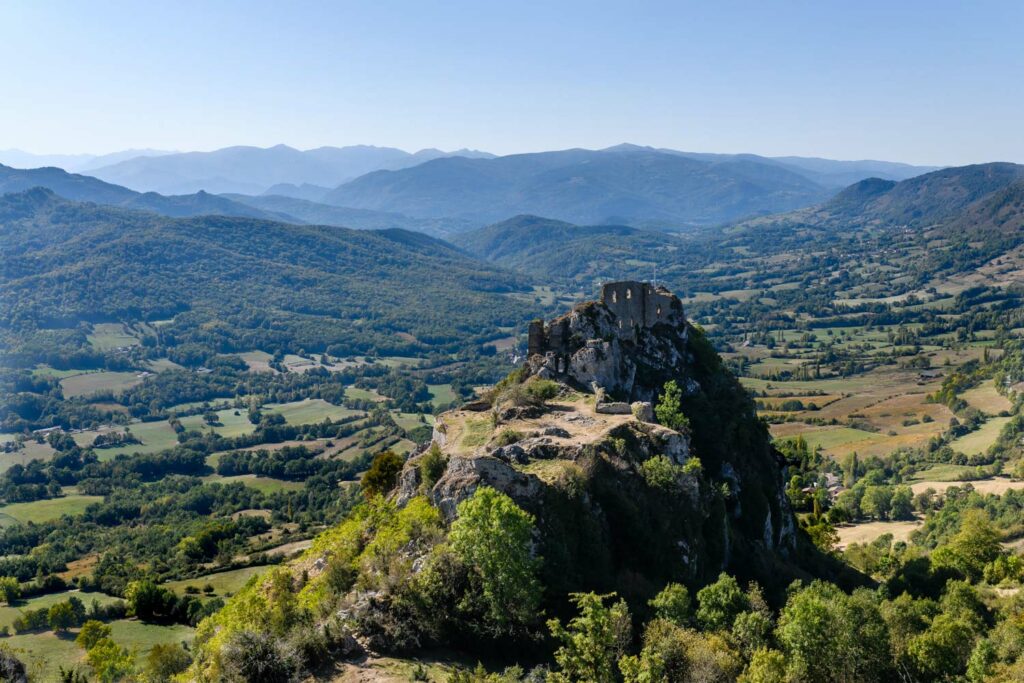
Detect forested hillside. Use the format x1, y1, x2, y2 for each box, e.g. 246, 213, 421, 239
0, 189, 534, 367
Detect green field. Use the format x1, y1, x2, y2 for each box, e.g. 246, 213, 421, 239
72, 420, 180, 459
179, 408, 257, 438
779, 426, 884, 451
162, 565, 271, 598
265, 398, 363, 424
908, 463, 986, 483
0, 591, 122, 630
60, 371, 143, 399
0, 440, 57, 474
345, 386, 386, 402
3, 630, 83, 680
86, 323, 140, 351
949, 416, 1012, 456
428, 383, 457, 407
0, 494, 102, 525
204, 474, 305, 494
391, 411, 433, 431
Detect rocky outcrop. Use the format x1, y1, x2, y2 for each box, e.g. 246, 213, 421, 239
398, 281, 800, 596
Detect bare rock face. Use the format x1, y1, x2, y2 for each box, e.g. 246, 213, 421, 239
430, 454, 542, 520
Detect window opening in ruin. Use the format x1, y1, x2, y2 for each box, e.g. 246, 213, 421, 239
612, 291, 618, 303
626, 289, 632, 300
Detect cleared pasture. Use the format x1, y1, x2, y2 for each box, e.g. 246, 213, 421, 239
836, 519, 922, 549
428, 383, 457, 407
163, 565, 270, 598
203, 474, 305, 493
0, 494, 103, 525
60, 371, 143, 398
961, 383, 1013, 414
265, 398, 362, 425
949, 416, 1012, 456
87, 323, 140, 351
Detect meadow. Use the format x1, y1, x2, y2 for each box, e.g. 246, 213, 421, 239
0, 494, 103, 526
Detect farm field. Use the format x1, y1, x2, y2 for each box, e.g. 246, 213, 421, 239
265, 398, 362, 425
203, 474, 305, 494
60, 371, 143, 399
3, 631, 83, 680
345, 386, 386, 402
836, 519, 923, 549
87, 323, 140, 351
961, 383, 1013, 414
179, 408, 257, 439
428, 383, 456, 407
0, 494, 102, 525
163, 565, 271, 598
391, 411, 433, 432
949, 416, 1012, 456
0, 590, 122, 631
0, 439, 57, 473
909, 477, 1024, 496
72, 420, 180, 459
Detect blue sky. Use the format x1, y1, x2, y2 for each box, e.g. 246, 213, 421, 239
2, 1, 1021, 165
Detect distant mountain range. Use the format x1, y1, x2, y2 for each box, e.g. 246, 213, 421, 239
0, 148, 171, 173
0, 143, 944, 234
460, 163, 1024, 284
0, 164, 287, 220
86, 144, 495, 195
321, 145, 938, 228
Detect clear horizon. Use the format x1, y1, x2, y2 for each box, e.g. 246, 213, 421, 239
3, 1, 1022, 166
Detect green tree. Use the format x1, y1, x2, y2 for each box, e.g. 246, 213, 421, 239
76, 620, 112, 650
548, 592, 631, 683
125, 579, 172, 620
907, 613, 977, 679
696, 573, 749, 632
449, 487, 542, 635
48, 601, 76, 632
889, 485, 915, 521
738, 648, 786, 683
776, 582, 891, 683
649, 583, 691, 627
655, 380, 690, 432
145, 642, 192, 682
620, 619, 741, 683
361, 450, 404, 498
0, 577, 20, 604
931, 509, 1002, 582
86, 638, 135, 683
860, 485, 893, 520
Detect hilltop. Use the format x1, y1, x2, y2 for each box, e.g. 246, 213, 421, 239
184, 281, 838, 680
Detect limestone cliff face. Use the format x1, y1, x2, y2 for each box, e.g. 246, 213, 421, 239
400, 282, 799, 599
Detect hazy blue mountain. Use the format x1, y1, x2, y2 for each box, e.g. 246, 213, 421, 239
261, 183, 334, 202
603, 144, 938, 188
88, 144, 495, 195
322, 147, 835, 227
0, 164, 287, 220
0, 148, 171, 172
222, 193, 476, 237
815, 162, 1024, 227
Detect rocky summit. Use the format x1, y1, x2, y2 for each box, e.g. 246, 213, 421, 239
399, 281, 800, 596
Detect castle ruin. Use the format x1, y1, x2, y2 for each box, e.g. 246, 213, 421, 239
528, 281, 683, 361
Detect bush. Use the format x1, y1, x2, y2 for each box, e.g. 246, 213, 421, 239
639, 456, 680, 490
145, 643, 192, 682
419, 443, 447, 491
655, 381, 690, 433
494, 429, 524, 447
221, 630, 299, 683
